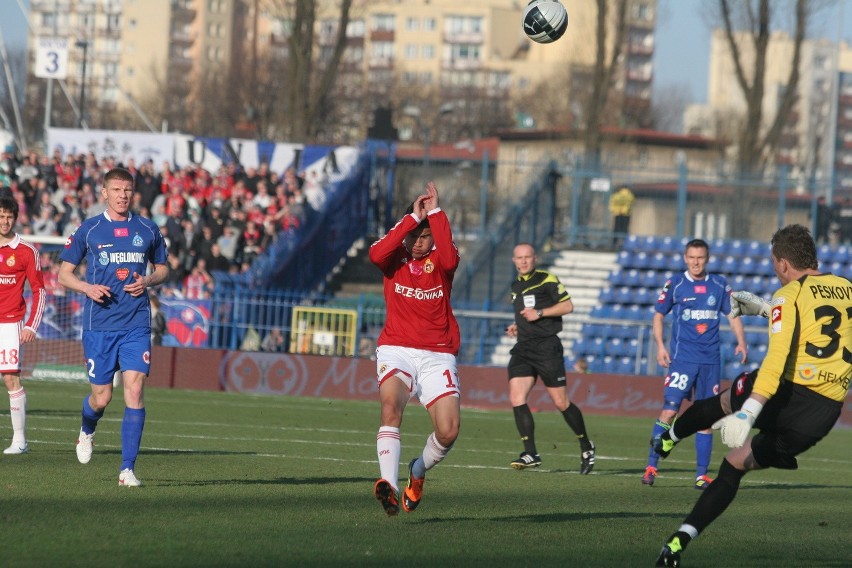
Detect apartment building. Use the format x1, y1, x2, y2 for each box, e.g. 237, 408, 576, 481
686, 28, 852, 199
27, 0, 657, 139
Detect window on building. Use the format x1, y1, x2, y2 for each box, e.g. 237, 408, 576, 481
107, 14, 121, 31
420, 71, 432, 84
405, 44, 417, 58
406, 17, 419, 31
445, 15, 483, 34
371, 42, 394, 58
423, 18, 436, 31
446, 44, 480, 61
372, 14, 395, 32
422, 45, 435, 59
347, 19, 365, 37
208, 0, 224, 13
104, 63, 118, 78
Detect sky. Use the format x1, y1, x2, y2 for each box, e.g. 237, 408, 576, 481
3, 1, 852, 120
653, 0, 852, 105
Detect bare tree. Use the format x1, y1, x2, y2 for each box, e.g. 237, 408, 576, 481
719, 0, 807, 176
271, 0, 353, 142
583, 0, 628, 165
651, 84, 691, 133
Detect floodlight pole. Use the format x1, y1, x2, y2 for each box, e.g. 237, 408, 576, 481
75, 40, 89, 128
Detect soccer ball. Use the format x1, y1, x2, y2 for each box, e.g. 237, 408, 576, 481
522, 0, 568, 44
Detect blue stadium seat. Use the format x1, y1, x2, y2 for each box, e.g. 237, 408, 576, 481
728, 239, 745, 257
729, 273, 747, 290
633, 251, 651, 269
599, 287, 615, 304
623, 234, 642, 252
739, 255, 755, 275
622, 269, 641, 287
746, 240, 769, 257
721, 255, 738, 274
755, 257, 773, 276
639, 269, 658, 288
650, 252, 668, 270
617, 250, 631, 268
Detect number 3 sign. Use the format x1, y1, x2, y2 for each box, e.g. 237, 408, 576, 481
34, 37, 69, 79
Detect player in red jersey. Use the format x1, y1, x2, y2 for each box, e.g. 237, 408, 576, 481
0, 195, 45, 454
369, 182, 461, 516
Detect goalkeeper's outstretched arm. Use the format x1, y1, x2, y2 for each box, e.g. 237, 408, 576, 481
729, 290, 771, 319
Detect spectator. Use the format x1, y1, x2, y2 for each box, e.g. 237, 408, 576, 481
217, 225, 239, 262
182, 259, 213, 299
260, 328, 285, 352
150, 294, 167, 346
203, 242, 232, 273
609, 185, 634, 247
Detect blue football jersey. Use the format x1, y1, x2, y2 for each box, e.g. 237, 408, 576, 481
60, 211, 168, 331
655, 272, 732, 363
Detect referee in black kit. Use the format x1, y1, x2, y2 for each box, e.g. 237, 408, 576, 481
503, 243, 596, 473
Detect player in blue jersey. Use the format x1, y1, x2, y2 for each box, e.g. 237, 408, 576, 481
643, 239, 747, 489
58, 167, 169, 487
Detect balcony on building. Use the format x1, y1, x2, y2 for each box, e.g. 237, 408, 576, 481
368, 56, 394, 70
32, 0, 70, 12
171, 1, 197, 22
443, 31, 484, 44
441, 58, 482, 71
171, 28, 196, 45
626, 67, 652, 83
369, 29, 395, 42
96, 25, 121, 39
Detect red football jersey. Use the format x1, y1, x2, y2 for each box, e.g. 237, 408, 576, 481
0, 235, 46, 331
369, 209, 460, 355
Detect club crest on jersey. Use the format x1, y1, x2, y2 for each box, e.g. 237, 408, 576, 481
116, 267, 130, 281
98, 251, 109, 266
423, 259, 434, 273
64, 236, 73, 248
143, 351, 150, 365
114, 228, 129, 237
133, 234, 144, 247
707, 295, 716, 306
5, 254, 13, 267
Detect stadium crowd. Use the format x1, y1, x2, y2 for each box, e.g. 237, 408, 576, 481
0, 146, 327, 299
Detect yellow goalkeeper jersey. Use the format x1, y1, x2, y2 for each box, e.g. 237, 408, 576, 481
753, 273, 852, 403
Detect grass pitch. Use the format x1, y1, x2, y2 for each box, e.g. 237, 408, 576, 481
2, 380, 850, 567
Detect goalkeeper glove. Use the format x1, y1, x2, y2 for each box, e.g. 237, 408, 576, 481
730, 290, 771, 319
712, 398, 764, 448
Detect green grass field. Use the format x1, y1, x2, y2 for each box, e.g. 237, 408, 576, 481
2, 380, 850, 567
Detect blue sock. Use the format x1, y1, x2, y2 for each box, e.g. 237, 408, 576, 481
696, 432, 712, 477
81, 396, 104, 435
121, 407, 146, 472
646, 420, 670, 468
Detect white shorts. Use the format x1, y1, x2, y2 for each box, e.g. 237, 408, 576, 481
376, 345, 460, 408
0, 321, 24, 374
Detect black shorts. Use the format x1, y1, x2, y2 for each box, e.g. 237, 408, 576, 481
508, 336, 566, 388
728, 372, 842, 469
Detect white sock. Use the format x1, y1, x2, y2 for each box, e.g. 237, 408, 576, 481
376, 426, 401, 491
9, 388, 26, 444
420, 432, 451, 473
678, 524, 699, 539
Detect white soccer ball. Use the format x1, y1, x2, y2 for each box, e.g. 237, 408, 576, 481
522, 0, 568, 44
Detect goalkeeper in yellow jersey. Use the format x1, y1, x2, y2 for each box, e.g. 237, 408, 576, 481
654, 224, 851, 567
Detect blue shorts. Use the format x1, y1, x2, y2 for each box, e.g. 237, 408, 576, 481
82, 328, 152, 385
662, 361, 720, 410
